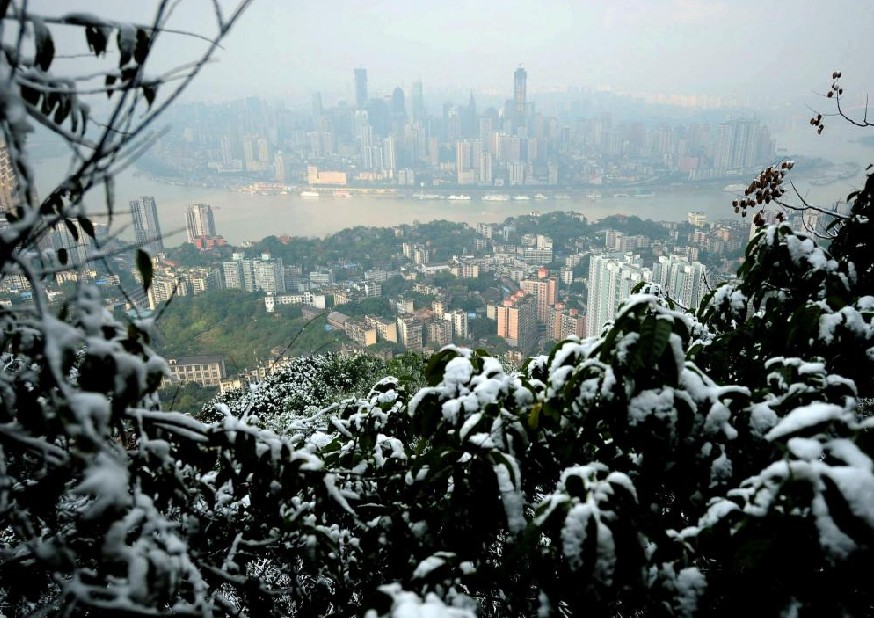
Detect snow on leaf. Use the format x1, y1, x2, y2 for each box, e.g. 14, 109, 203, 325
73, 452, 130, 518
766, 402, 846, 441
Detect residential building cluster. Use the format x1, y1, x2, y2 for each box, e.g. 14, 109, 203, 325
0, 172, 762, 385
141, 67, 776, 193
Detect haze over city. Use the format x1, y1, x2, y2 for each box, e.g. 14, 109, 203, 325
5, 2, 874, 617
38, 0, 874, 106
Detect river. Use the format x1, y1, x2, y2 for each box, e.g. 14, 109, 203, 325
31, 126, 873, 247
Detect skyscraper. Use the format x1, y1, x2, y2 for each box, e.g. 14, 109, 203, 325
513, 67, 527, 132
652, 255, 707, 311
411, 80, 424, 123
713, 119, 773, 172
312, 92, 323, 128
185, 203, 217, 243
354, 67, 368, 109
129, 196, 164, 255
382, 136, 397, 176
585, 253, 652, 338
391, 87, 406, 118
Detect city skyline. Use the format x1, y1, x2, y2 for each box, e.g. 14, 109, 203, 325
32, 0, 874, 107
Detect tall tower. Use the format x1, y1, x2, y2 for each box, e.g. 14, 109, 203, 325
354, 67, 368, 109
129, 196, 164, 255
513, 66, 527, 132
185, 203, 217, 243
392, 87, 406, 119
312, 92, 323, 128
411, 80, 424, 123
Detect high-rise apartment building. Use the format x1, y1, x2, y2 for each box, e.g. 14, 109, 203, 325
449, 309, 468, 340
397, 315, 423, 351
585, 253, 652, 338
652, 255, 707, 311
425, 319, 452, 349
513, 67, 527, 132
0, 139, 19, 213
129, 196, 164, 255
548, 304, 586, 340
354, 67, 368, 109
382, 136, 397, 175
713, 119, 773, 173
45, 219, 95, 265
521, 273, 558, 323
312, 92, 323, 128
455, 139, 483, 185
479, 151, 493, 185
185, 203, 217, 243
251, 254, 286, 294
496, 291, 537, 352
222, 252, 285, 293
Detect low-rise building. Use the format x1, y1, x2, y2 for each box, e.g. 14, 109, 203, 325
425, 319, 452, 349
365, 315, 398, 342
165, 355, 226, 387
345, 320, 377, 347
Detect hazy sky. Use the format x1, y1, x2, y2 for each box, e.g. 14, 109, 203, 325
28, 0, 874, 107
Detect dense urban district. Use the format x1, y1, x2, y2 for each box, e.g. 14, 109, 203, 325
140, 65, 851, 195
6, 6, 874, 615
4, 188, 785, 411
4, 67, 849, 410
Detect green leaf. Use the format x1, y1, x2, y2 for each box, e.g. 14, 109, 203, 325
63, 218, 79, 241
41, 92, 58, 116
78, 105, 88, 136
134, 29, 151, 64
120, 66, 138, 83
651, 318, 673, 362
424, 348, 458, 387
33, 19, 55, 71
77, 216, 95, 239
105, 176, 115, 225
117, 26, 134, 67
142, 83, 157, 108
53, 96, 70, 125
527, 403, 541, 430
20, 85, 40, 106
85, 25, 109, 56
105, 74, 116, 97
136, 248, 153, 294
40, 194, 62, 216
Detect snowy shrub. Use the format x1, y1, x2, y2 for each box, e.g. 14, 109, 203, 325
3, 6, 874, 617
